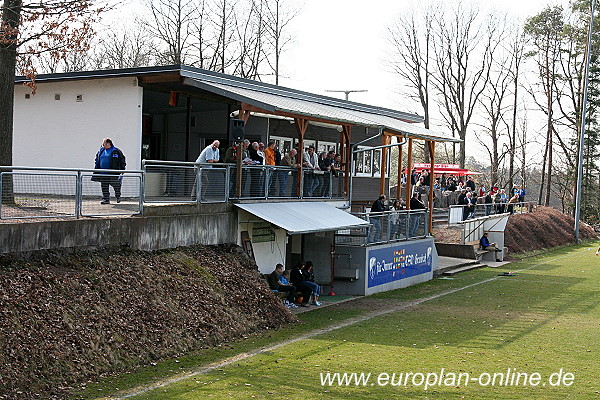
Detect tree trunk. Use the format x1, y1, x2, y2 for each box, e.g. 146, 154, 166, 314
0, 0, 21, 168
0, 0, 21, 204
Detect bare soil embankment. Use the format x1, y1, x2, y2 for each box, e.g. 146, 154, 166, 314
0, 245, 296, 399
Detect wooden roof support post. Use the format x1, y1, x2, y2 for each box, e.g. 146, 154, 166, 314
396, 139, 403, 201
236, 107, 252, 197
427, 140, 436, 232
405, 138, 413, 209
342, 125, 352, 198
295, 118, 309, 197
380, 134, 389, 196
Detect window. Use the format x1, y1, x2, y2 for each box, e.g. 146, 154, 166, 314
354, 147, 388, 178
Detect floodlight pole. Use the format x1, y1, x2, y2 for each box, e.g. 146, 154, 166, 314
574, 0, 595, 242
325, 89, 368, 101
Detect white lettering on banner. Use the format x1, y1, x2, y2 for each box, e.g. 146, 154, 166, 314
369, 246, 432, 279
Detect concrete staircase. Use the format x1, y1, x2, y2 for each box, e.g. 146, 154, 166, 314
435, 256, 486, 277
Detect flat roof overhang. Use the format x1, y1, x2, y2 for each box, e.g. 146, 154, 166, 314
235, 202, 369, 235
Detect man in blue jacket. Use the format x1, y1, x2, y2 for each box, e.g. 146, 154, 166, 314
93, 138, 126, 204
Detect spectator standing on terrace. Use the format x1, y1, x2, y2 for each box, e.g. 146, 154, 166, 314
93, 138, 126, 205
409, 192, 426, 237
410, 168, 419, 185
193, 140, 220, 200
196, 140, 220, 164
302, 145, 320, 196
446, 178, 457, 192
496, 189, 507, 214
390, 199, 404, 239
224, 139, 251, 196
440, 173, 447, 190
249, 142, 265, 196
281, 148, 298, 196
264, 140, 277, 195
517, 185, 526, 202
369, 194, 387, 242
484, 191, 493, 216
267, 263, 297, 307
466, 176, 476, 192
507, 193, 519, 214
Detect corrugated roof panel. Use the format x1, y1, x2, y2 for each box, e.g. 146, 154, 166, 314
235, 202, 369, 234
184, 78, 461, 143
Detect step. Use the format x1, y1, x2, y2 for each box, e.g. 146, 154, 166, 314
442, 263, 486, 276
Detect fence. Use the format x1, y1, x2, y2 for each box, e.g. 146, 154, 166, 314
0, 161, 348, 220
448, 201, 533, 225
0, 167, 143, 219
142, 160, 345, 202
335, 209, 429, 246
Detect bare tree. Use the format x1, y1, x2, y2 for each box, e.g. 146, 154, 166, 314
142, 0, 197, 65
475, 14, 513, 187
209, 0, 238, 73
263, 0, 299, 84
431, 4, 493, 168
388, 6, 434, 130
506, 26, 527, 194
233, 0, 267, 79
97, 25, 155, 69
524, 5, 564, 206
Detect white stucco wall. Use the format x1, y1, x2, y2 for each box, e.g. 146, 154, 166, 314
237, 209, 288, 274
13, 77, 143, 170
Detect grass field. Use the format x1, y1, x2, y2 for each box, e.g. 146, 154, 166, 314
87, 243, 600, 400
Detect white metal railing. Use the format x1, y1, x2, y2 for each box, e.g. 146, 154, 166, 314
141, 160, 345, 202
335, 209, 429, 246
448, 201, 533, 225
0, 161, 348, 220
0, 166, 143, 219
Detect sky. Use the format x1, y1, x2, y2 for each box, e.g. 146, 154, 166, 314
278, 0, 562, 124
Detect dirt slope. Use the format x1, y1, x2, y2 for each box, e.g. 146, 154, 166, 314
504, 206, 598, 254
0, 245, 296, 399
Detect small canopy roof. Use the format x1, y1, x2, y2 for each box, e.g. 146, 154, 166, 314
235, 202, 370, 235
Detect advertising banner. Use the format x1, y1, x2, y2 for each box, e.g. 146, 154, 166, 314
367, 241, 433, 288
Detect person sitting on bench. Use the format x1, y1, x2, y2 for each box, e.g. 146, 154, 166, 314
480, 232, 500, 250
267, 264, 297, 308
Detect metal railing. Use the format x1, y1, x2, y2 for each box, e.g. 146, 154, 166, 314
0, 166, 143, 219
335, 209, 429, 246
142, 160, 345, 202
448, 201, 533, 225
0, 161, 347, 220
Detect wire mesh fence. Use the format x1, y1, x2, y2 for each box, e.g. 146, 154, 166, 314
198, 167, 228, 203
0, 172, 78, 219
335, 210, 428, 246
81, 173, 142, 216
0, 168, 143, 220
143, 164, 198, 203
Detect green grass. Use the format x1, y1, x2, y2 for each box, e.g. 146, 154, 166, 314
80, 243, 600, 399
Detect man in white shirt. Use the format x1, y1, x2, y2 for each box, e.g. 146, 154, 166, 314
194, 140, 220, 200
196, 140, 220, 164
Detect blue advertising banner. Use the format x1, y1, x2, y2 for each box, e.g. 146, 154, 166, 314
367, 241, 433, 288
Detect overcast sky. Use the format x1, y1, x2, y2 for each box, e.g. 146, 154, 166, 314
279, 0, 563, 116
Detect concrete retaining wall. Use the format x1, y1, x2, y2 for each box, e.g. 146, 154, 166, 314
0, 204, 237, 253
